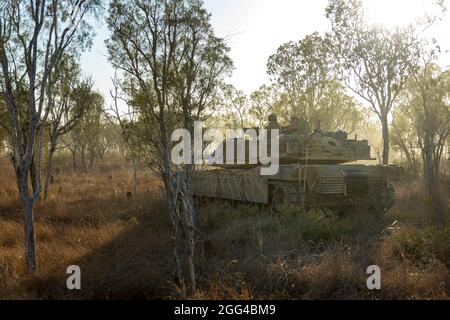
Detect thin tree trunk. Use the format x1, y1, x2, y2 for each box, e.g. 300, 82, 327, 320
186, 217, 196, 293
423, 136, 446, 224
381, 115, 390, 165
131, 155, 138, 194
30, 155, 39, 195
181, 165, 196, 293
168, 197, 185, 296
433, 156, 441, 179
411, 144, 418, 177
164, 170, 185, 297
89, 147, 96, 172
160, 123, 186, 296
23, 197, 37, 273
44, 145, 56, 200
424, 141, 433, 197
126, 140, 138, 194
81, 146, 86, 171
71, 148, 77, 172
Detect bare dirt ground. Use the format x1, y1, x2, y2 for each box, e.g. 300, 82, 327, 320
0, 157, 449, 299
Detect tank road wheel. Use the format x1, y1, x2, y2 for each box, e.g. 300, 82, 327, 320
269, 183, 310, 214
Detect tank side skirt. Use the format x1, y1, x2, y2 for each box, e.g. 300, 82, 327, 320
193, 165, 400, 210
193, 171, 269, 204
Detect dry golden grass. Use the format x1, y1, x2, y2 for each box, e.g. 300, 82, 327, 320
0, 156, 449, 299
0, 157, 171, 299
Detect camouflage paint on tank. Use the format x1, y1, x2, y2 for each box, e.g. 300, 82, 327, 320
193, 164, 402, 209
193, 167, 269, 204
193, 115, 404, 212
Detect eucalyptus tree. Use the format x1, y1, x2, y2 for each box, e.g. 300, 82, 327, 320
105, 75, 139, 194
267, 32, 332, 121
0, 0, 101, 272
72, 87, 105, 172
325, 0, 425, 164
106, 0, 232, 294
267, 32, 363, 132
221, 84, 249, 128
44, 55, 86, 199
391, 112, 421, 177
396, 64, 450, 221
249, 84, 282, 128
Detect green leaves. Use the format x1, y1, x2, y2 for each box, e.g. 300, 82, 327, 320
266, 31, 362, 132
267, 32, 331, 98
325, 0, 433, 164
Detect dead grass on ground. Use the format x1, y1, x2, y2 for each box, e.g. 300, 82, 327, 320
0, 157, 449, 299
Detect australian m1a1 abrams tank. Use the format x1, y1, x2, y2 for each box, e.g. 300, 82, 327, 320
192, 115, 403, 213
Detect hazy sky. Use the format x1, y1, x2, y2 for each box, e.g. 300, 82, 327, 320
80, 0, 450, 106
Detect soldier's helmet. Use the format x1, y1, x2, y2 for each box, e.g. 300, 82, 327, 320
268, 113, 278, 123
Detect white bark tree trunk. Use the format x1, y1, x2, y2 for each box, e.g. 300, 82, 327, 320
23, 199, 37, 273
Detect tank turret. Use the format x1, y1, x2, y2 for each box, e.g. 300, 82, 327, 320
278, 127, 374, 165
212, 116, 374, 169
